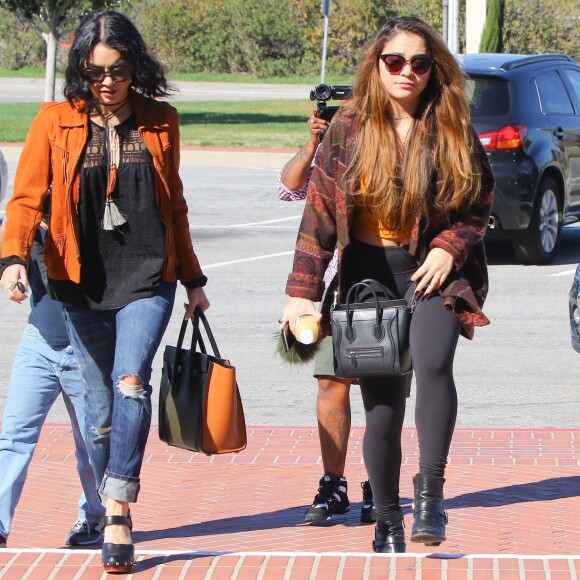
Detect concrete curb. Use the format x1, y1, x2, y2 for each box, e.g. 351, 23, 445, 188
0, 143, 294, 169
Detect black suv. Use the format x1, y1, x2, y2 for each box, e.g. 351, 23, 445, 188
459, 54, 580, 264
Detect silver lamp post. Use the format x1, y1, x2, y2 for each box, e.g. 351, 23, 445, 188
320, 0, 331, 84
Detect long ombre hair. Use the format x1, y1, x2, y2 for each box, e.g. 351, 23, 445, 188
342, 17, 481, 232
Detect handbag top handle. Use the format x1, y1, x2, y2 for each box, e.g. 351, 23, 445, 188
349, 278, 420, 313
344, 280, 386, 340
175, 307, 222, 359
355, 279, 399, 301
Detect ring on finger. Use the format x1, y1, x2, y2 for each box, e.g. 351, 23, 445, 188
7, 281, 16, 292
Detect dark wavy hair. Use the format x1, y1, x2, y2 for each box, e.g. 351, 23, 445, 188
63, 10, 173, 112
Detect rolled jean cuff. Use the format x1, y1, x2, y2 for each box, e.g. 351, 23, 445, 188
99, 472, 140, 503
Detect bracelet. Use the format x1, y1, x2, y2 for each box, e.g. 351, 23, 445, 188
0, 255, 27, 279
182, 275, 208, 289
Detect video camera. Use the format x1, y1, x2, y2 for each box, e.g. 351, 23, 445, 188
310, 83, 353, 124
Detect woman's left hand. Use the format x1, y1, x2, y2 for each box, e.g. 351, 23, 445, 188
411, 247, 454, 296
184, 286, 210, 319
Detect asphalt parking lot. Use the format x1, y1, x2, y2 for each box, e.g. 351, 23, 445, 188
1, 149, 580, 429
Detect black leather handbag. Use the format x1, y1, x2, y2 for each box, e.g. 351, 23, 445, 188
331, 279, 415, 378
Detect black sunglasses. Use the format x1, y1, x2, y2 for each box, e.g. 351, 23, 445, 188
379, 54, 434, 76
83, 64, 133, 83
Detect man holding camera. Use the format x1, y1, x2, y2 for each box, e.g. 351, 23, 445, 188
276, 94, 376, 524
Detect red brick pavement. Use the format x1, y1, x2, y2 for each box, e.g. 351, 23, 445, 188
1, 426, 580, 578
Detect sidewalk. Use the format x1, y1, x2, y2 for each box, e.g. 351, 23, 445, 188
0, 143, 294, 169
1, 425, 579, 578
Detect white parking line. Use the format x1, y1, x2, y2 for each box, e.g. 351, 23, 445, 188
550, 269, 577, 277
193, 216, 301, 229
202, 251, 294, 270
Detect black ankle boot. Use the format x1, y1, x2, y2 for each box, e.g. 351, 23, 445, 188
410, 473, 448, 546
372, 509, 406, 553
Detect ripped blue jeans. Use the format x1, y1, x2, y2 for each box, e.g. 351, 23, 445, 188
64, 282, 176, 503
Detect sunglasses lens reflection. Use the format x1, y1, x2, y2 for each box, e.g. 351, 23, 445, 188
382, 55, 432, 75
411, 58, 432, 75
84, 66, 132, 83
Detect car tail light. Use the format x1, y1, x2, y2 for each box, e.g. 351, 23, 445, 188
478, 125, 527, 150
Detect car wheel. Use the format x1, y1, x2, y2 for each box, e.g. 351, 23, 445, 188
511, 177, 562, 265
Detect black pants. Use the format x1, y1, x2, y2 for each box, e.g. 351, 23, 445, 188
342, 239, 461, 518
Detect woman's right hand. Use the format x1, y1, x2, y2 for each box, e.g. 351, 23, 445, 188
280, 297, 321, 335
1, 263, 28, 303
307, 107, 329, 147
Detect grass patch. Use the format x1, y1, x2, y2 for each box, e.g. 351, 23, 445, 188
174, 100, 314, 148
0, 103, 40, 141
167, 71, 354, 85
0, 68, 353, 86
0, 68, 48, 78
0, 100, 317, 149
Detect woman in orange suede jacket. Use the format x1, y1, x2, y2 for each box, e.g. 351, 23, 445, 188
1, 87, 201, 287
0, 10, 208, 574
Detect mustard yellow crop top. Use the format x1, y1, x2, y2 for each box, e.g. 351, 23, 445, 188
352, 206, 412, 240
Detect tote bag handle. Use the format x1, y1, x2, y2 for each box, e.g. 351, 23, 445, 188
174, 307, 221, 356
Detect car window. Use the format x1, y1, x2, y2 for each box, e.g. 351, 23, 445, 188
466, 77, 510, 117
535, 70, 574, 115
562, 68, 580, 108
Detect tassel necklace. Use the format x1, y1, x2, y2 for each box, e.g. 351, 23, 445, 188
96, 98, 128, 231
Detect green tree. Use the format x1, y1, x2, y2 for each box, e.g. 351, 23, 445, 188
132, 0, 449, 78
479, 0, 504, 53
0, 0, 120, 101
4, 0, 574, 83
0, 4, 45, 69
503, 0, 579, 61
135, 0, 311, 76
319, 0, 446, 77
320, 0, 390, 77
227, 0, 308, 77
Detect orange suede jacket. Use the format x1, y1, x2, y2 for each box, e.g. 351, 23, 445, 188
2, 91, 204, 285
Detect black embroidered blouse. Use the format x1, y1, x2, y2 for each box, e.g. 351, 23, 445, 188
50, 114, 166, 309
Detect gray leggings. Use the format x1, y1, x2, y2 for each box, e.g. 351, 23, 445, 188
342, 239, 461, 517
